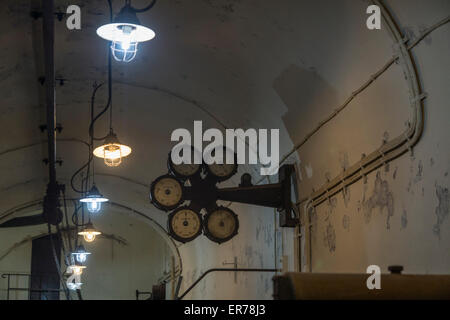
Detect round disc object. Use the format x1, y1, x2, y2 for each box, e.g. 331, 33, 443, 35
168, 207, 203, 243
168, 147, 202, 179
204, 207, 239, 244
205, 147, 238, 181
150, 175, 184, 211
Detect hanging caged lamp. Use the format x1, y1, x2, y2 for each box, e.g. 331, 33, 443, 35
93, 131, 132, 167
80, 185, 109, 213
96, 1, 156, 63
71, 245, 91, 264
78, 222, 102, 243
68, 264, 86, 276
67, 282, 83, 291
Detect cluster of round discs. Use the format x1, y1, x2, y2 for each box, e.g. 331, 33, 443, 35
150, 148, 240, 244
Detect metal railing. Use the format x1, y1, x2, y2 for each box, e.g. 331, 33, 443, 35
1, 273, 64, 300
177, 268, 279, 300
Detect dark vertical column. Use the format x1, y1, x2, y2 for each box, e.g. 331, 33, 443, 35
42, 0, 61, 227
43, 0, 56, 184
30, 235, 61, 300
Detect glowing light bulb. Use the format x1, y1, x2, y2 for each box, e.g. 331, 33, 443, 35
121, 40, 131, 50
86, 200, 101, 213
80, 185, 108, 213
68, 265, 86, 276
77, 253, 87, 263
93, 132, 131, 167
104, 144, 123, 167
67, 282, 82, 291
84, 232, 97, 243
73, 266, 83, 275
78, 223, 101, 243
72, 246, 91, 263
119, 25, 133, 50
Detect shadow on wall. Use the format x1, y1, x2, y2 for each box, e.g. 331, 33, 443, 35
273, 64, 339, 145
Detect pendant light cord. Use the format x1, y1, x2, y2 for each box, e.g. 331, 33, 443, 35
130, 0, 157, 13
109, 50, 113, 133
88, 50, 113, 141
70, 0, 114, 193
70, 83, 104, 194
87, 0, 114, 141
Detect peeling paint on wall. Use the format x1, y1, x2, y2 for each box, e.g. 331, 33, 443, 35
339, 151, 349, 171
414, 160, 424, 184
401, 209, 408, 230
323, 223, 336, 253
362, 172, 395, 229
433, 184, 449, 238
393, 166, 398, 180
308, 206, 318, 244
339, 152, 352, 207
262, 222, 274, 247
342, 187, 351, 208
342, 214, 350, 231
305, 164, 313, 179
418, 25, 433, 45
324, 197, 337, 221
202, 0, 241, 22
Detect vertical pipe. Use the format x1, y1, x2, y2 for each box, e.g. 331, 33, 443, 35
42, 0, 71, 300
273, 209, 278, 274
6, 275, 10, 300
43, 0, 56, 185
171, 256, 175, 299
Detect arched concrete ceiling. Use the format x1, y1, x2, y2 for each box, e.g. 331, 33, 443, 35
1, 0, 449, 299
0, 0, 446, 216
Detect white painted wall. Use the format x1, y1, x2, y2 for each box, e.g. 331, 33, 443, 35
0, 207, 173, 300
0, 0, 448, 301
284, 0, 450, 274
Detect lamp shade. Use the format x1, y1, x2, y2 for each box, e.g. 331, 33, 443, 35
71, 245, 91, 263
80, 185, 109, 213
96, 4, 155, 62
93, 132, 132, 167
78, 222, 102, 243
68, 264, 86, 276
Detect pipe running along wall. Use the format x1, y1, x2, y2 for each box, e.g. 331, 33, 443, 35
300, 0, 443, 272
295, 1, 434, 210
297, 4, 450, 210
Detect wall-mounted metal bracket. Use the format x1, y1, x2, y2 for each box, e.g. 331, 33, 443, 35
30, 10, 66, 21
184, 164, 299, 227
39, 124, 63, 133
43, 158, 63, 166
30, 11, 43, 20
222, 257, 238, 283
152, 164, 299, 229
55, 78, 68, 86
38, 77, 68, 86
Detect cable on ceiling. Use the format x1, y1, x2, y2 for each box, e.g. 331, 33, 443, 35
129, 0, 157, 13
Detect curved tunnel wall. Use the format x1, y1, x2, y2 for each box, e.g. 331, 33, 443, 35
0, 0, 449, 300
0, 203, 174, 300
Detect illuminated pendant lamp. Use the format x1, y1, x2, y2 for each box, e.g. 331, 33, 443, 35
93, 130, 132, 167
66, 261, 85, 290
68, 264, 86, 276
71, 245, 91, 264
80, 185, 109, 213
96, 1, 156, 63
78, 222, 102, 243
67, 282, 83, 291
